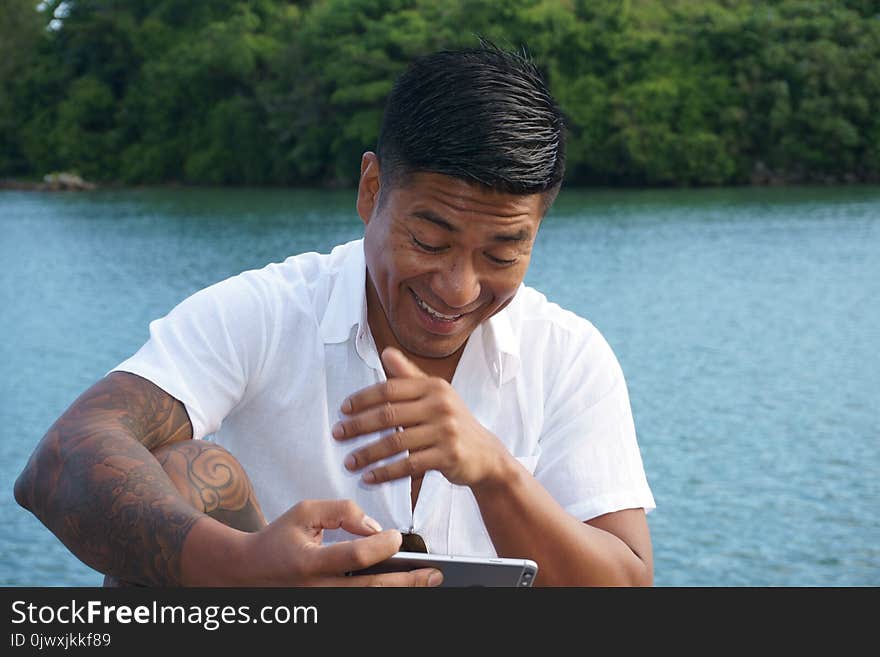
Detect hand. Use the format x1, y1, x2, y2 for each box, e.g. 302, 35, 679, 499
332, 347, 511, 487
241, 498, 443, 586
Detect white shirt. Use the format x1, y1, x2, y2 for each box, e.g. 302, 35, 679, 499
113, 239, 655, 556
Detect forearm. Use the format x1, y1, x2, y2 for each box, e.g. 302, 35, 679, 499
13, 372, 216, 586
14, 422, 208, 585
471, 457, 652, 587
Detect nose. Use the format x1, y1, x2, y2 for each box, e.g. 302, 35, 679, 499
433, 254, 481, 310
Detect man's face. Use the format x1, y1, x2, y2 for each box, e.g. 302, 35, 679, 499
357, 153, 545, 365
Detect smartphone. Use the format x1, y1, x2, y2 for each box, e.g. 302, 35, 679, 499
348, 551, 539, 587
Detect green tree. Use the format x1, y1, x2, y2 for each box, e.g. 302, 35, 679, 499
3, 0, 878, 186
0, 0, 44, 176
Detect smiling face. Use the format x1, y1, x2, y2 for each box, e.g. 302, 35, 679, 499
357, 153, 545, 375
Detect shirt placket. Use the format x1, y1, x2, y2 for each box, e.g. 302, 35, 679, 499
412, 329, 504, 554
354, 324, 414, 534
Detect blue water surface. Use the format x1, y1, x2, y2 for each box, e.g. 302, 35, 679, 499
1, 185, 877, 586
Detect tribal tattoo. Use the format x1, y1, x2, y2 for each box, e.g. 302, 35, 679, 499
102, 439, 267, 587
15, 372, 201, 585
154, 440, 267, 533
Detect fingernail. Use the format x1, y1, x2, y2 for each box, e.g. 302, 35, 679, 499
331, 422, 344, 439
344, 453, 357, 470
362, 470, 376, 484
341, 398, 352, 414
428, 570, 443, 586
362, 515, 382, 532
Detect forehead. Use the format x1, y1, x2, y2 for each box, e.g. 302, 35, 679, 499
384, 172, 544, 233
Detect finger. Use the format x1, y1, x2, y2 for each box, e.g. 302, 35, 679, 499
333, 399, 428, 442
344, 426, 436, 472
330, 568, 443, 588
381, 347, 429, 380
294, 498, 384, 536
340, 377, 426, 415
309, 530, 403, 576
361, 448, 440, 485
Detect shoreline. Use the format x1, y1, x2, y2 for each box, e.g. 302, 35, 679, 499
3, 179, 880, 194
1, 173, 96, 192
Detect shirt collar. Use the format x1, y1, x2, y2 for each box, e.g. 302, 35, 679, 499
318, 238, 521, 384
319, 239, 368, 345
482, 289, 522, 385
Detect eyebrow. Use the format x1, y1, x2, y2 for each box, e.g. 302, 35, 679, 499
412, 210, 531, 243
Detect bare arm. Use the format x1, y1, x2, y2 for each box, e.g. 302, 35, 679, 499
472, 459, 653, 586
14, 371, 201, 585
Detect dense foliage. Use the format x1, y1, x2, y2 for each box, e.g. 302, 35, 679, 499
2, 0, 878, 186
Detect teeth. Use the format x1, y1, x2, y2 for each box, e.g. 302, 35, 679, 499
415, 294, 462, 321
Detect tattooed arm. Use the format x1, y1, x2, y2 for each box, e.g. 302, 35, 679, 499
14, 372, 443, 587
13, 371, 207, 585
103, 439, 270, 587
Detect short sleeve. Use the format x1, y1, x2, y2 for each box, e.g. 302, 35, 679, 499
535, 326, 656, 521
111, 270, 278, 440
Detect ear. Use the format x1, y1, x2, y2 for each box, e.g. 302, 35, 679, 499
356, 151, 381, 226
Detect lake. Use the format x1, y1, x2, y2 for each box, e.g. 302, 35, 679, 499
1, 185, 878, 586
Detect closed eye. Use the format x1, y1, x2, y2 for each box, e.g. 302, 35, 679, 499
486, 253, 518, 265
412, 235, 445, 253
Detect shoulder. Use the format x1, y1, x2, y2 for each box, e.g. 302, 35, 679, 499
510, 285, 624, 400
510, 285, 603, 353
238, 240, 353, 293
213, 239, 358, 316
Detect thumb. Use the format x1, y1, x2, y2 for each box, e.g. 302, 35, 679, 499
381, 347, 428, 379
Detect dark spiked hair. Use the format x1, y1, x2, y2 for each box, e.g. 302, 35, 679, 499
376, 41, 566, 208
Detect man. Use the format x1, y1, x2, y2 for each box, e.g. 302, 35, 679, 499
15, 44, 655, 586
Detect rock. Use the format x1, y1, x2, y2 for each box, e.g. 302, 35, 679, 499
41, 172, 97, 191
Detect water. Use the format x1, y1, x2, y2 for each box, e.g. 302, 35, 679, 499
1, 185, 878, 587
